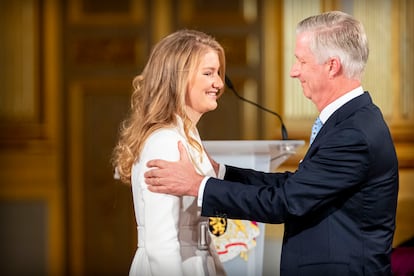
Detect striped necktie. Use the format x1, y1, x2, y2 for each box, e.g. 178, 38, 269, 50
310, 117, 323, 144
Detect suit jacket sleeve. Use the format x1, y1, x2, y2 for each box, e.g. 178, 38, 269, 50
201, 128, 371, 223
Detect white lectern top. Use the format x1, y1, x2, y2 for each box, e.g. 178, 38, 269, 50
203, 140, 305, 171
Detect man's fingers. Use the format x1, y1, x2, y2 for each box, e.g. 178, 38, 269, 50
177, 141, 190, 162
144, 167, 164, 181
147, 184, 162, 192
144, 167, 155, 179
146, 159, 163, 169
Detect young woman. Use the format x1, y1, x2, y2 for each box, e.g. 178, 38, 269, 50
112, 29, 226, 276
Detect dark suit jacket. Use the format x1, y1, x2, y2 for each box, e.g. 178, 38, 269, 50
202, 93, 399, 275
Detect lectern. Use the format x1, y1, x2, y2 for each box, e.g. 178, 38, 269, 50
203, 140, 305, 276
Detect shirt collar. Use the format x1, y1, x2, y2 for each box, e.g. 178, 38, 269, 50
319, 86, 364, 124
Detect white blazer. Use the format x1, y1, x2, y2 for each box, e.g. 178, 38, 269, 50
129, 118, 225, 276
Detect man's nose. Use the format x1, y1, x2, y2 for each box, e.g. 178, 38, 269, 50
290, 63, 299, 78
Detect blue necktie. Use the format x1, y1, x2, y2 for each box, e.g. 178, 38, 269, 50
310, 117, 323, 144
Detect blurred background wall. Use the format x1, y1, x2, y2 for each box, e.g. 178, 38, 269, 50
0, 0, 412, 275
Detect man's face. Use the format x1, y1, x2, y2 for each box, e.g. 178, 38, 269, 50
290, 32, 329, 105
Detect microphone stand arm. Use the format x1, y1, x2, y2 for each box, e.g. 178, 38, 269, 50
224, 75, 288, 140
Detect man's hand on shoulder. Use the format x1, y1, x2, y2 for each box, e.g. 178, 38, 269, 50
145, 141, 203, 197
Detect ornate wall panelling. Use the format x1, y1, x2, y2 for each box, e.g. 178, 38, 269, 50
68, 0, 145, 25
355, 0, 393, 117
0, 184, 63, 275
0, 0, 64, 275
66, 0, 149, 77
68, 80, 136, 275
398, 0, 414, 127
261, 0, 285, 140
0, 0, 43, 140
390, 0, 414, 168
391, 0, 414, 247
64, 0, 150, 274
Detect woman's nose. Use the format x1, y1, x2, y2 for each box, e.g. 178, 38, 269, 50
213, 76, 224, 89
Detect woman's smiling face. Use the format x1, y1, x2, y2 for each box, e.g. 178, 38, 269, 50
186, 49, 223, 123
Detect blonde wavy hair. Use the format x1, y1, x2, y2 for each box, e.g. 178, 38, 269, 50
112, 29, 226, 184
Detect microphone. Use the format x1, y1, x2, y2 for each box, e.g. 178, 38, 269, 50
224, 75, 288, 140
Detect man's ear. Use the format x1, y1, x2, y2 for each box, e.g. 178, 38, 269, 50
327, 56, 341, 78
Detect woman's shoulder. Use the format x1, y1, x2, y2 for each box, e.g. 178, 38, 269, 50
147, 127, 183, 145
140, 127, 186, 161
